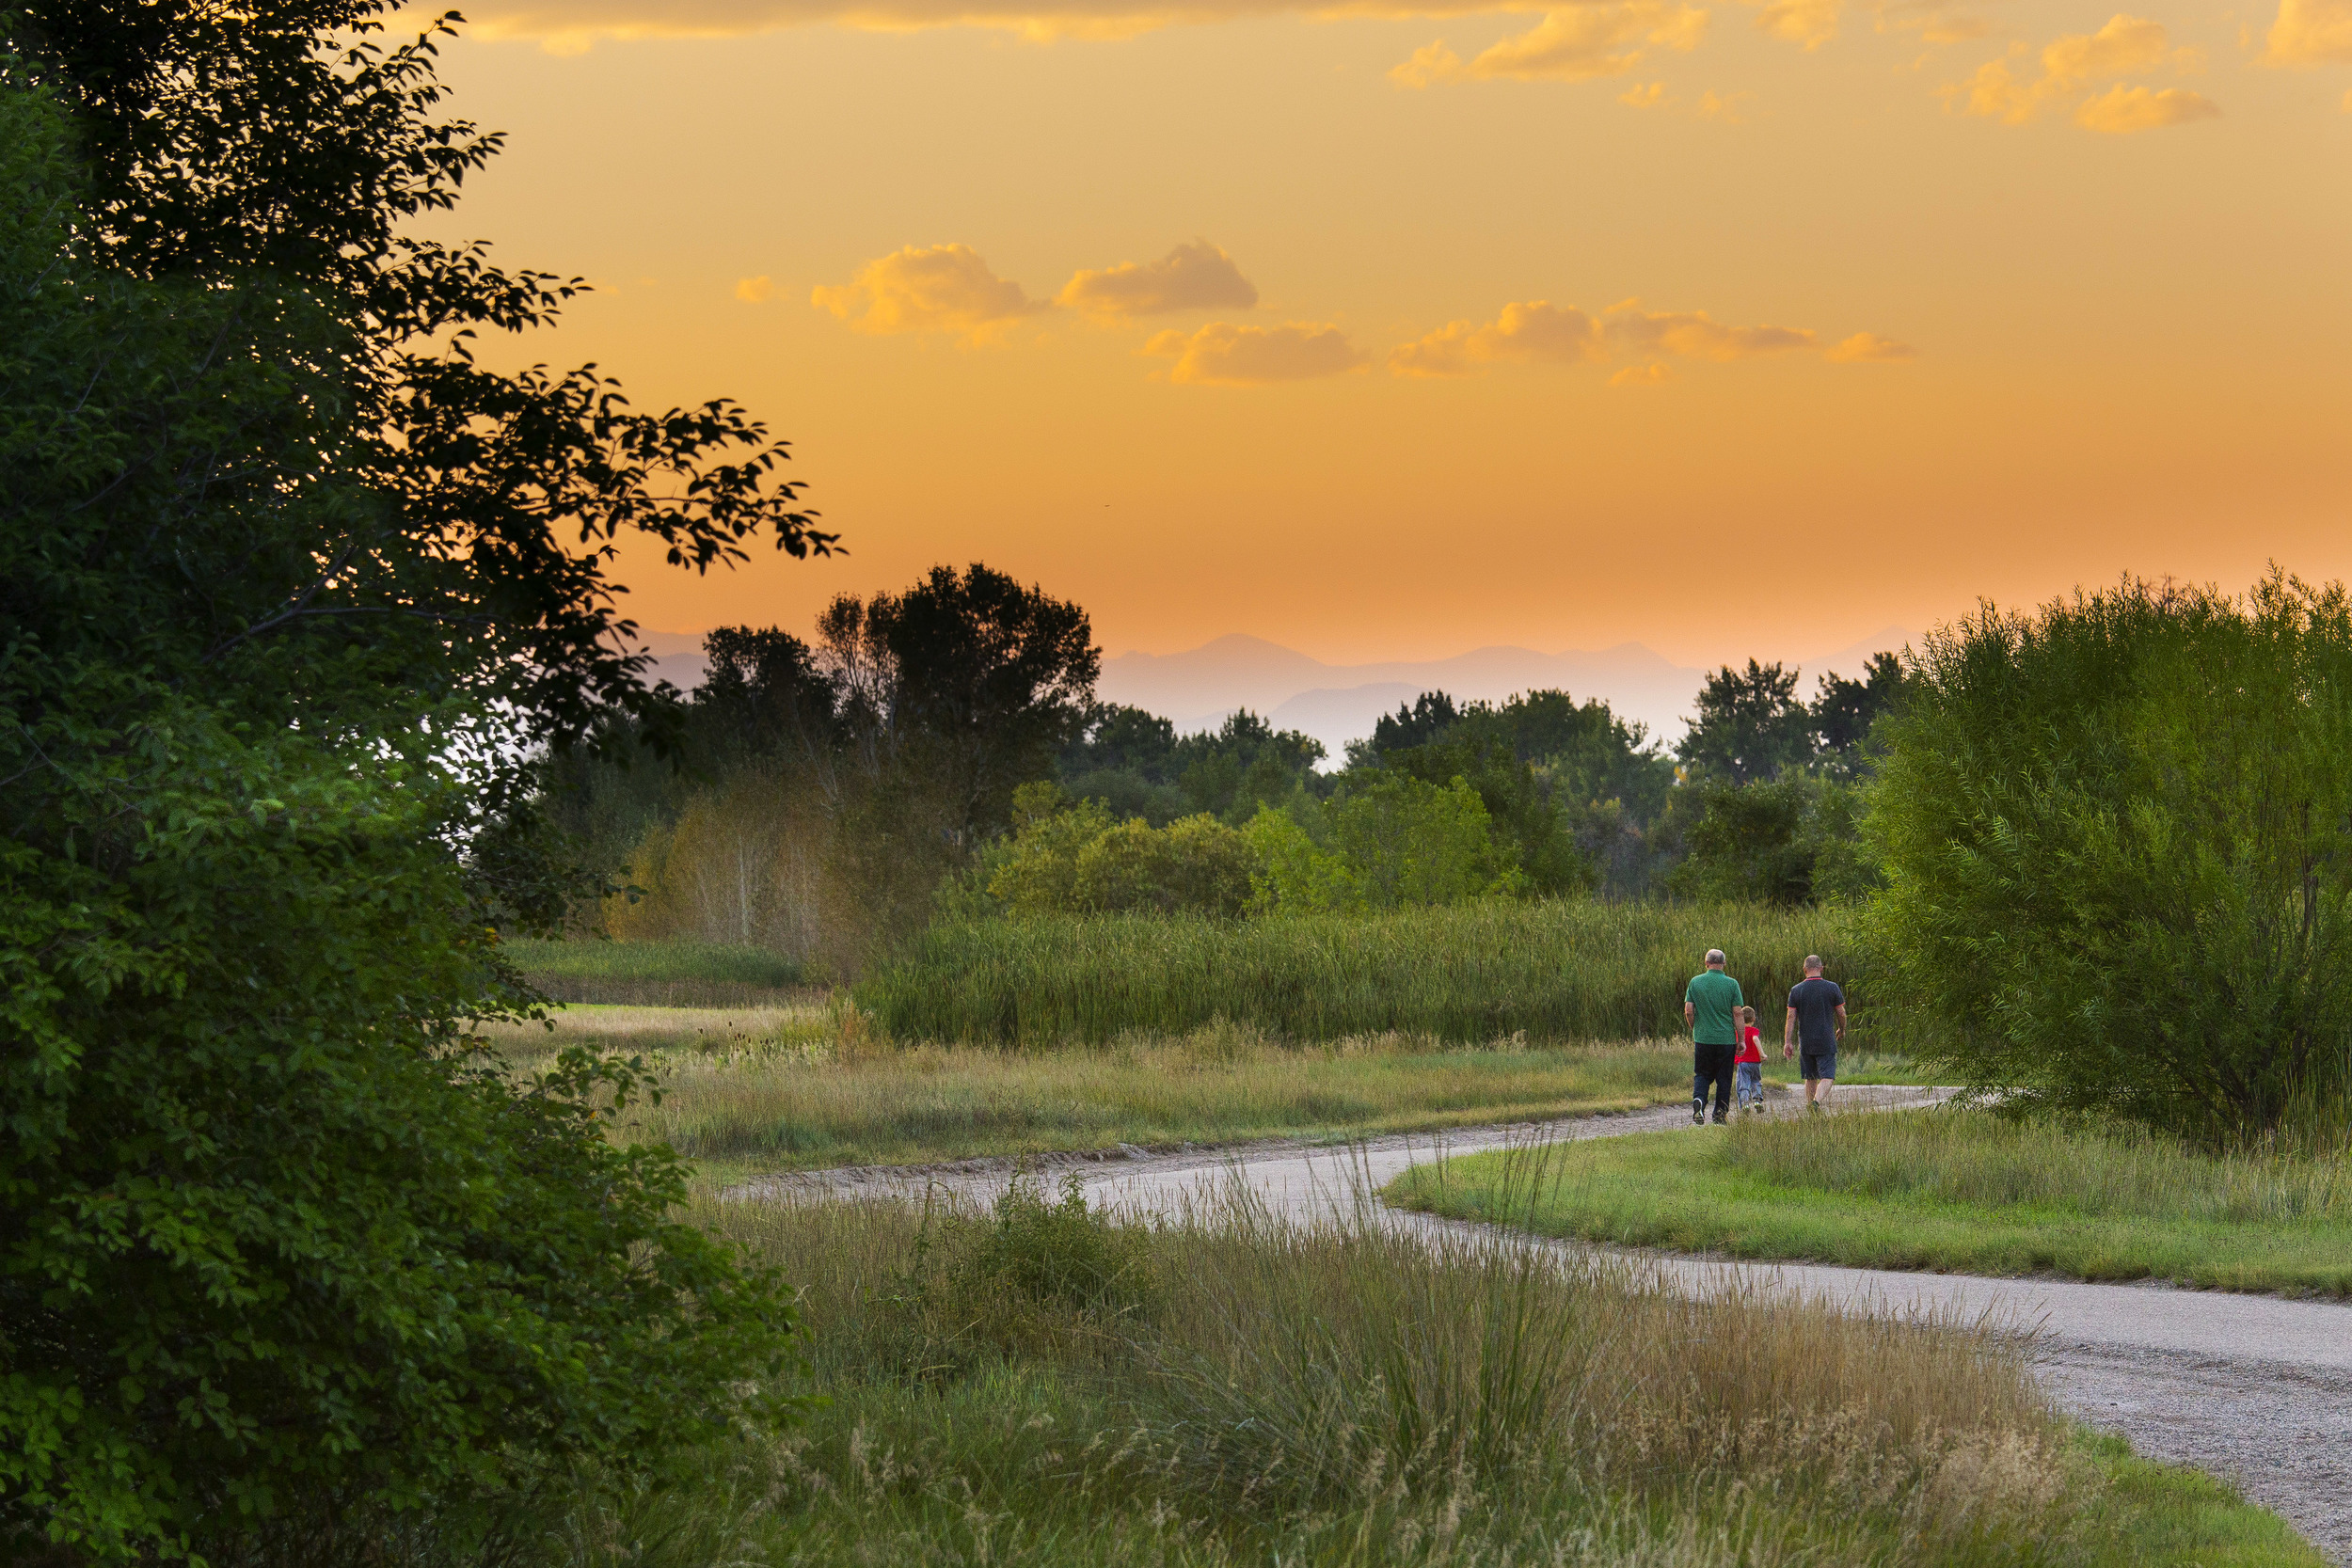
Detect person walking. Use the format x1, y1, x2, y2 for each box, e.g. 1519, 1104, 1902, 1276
1683, 948, 1742, 1126
1734, 1006, 1768, 1115
1783, 955, 1847, 1111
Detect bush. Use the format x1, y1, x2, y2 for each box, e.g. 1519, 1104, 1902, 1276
1871, 574, 2352, 1139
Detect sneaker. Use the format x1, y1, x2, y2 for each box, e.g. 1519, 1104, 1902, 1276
1807, 1101, 1823, 1115
1711, 1110, 1728, 1125
1692, 1103, 1707, 1126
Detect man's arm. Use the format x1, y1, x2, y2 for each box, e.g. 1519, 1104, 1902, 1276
1685, 1000, 1696, 1033
1834, 1002, 1847, 1044
1783, 1005, 1797, 1060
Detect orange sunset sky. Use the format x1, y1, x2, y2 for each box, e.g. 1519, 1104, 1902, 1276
411, 0, 2352, 669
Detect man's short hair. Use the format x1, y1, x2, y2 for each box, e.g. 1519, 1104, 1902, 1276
1804, 955, 1823, 972
1705, 948, 1725, 966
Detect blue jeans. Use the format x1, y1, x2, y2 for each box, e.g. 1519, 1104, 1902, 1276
1736, 1061, 1765, 1108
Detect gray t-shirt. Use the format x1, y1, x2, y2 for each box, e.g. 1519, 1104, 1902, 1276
1788, 976, 1845, 1048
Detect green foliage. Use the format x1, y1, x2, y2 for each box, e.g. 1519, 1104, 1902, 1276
1329, 774, 1529, 907
860, 902, 1863, 1047
1870, 575, 2352, 1139
0, 34, 805, 1561
982, 785, 1254, 916
1674, 770, 1883, 906
954, 1170, 1158, 1321
1244, 805, 1362, 912
1058, 705, 1327, 827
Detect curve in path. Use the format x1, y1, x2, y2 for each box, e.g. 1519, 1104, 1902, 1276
740, 1087, 2352, 1562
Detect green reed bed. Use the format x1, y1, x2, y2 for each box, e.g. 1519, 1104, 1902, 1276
858, 902, 1865, 1048
498, 935, 812, 1006
1393, 1104, 2352, 1295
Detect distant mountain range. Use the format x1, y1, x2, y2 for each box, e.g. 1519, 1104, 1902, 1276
625, 626, 1912, 763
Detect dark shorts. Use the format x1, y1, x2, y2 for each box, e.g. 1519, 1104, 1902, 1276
1800, 1048, 1836, 1081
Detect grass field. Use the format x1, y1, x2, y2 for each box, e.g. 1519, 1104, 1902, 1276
451, 1180, 2322, 1567
857, 903, 1870, 1048
1390, 1103, 2352, 1295
490, 1004, 1930, 1174
499, 935, 812, 1006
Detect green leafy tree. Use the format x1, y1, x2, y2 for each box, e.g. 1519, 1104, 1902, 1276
1243, 807, 1362, 913
1870, 575, 2352, 1140
0, 25, 806, 1560
1073, 816, 1256, 916
1677, 659, 1816, 785
1331, 776, 1526, 909
1812, 652, 1909, 775
1670, 770, 1880, 906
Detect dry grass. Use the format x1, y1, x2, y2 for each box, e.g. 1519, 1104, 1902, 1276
494, 1008, 1700, 1171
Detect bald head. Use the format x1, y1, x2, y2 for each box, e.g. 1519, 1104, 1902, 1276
1804, 955, 1823, 974
1705, 949, 1725, 969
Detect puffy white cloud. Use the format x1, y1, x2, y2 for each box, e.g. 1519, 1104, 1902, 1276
2074, 83, 2221, 130
1057, 241, 1259, 318
812, 244, 1044, 339
2266, 0, 2352, 63
1389, 301, 1606, 375
1825, 331, 1919, 361
1144, 322, 1364, 385
1394, 2, 1706, 86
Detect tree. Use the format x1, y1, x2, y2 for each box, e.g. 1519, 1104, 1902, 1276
1678, 660, 1816, 785
822, 564, 1099, 849
1870, 575, 2352, 1141
0, 22, 809, 1558
1812, 652, 1908, 768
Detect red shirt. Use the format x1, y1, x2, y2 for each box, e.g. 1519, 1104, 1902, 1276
1734, 1024, 1764, 1064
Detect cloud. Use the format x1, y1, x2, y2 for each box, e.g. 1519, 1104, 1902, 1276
1748, 0, 1838, 50
1825, 331, 1919, 361
2040, 13, 2168, 85
446, 0, 1703, 47
1057, 241, 1259, 319
812, 244, 1044, 339
1607, 305, 1812, 357
1145, 322, 1363, 385
1619, 79, 1668, 104
1389, 297, 1908, 377
735, 275, 776, 303
2266, 0, 2352, 62
1395, 2, 1707, 85
1696, 87, 1753, 119
1389, 301, 1606, 375
2074, 83, 2221, 130
1946, 16, 2217, 127
1610, 362, 1672, 386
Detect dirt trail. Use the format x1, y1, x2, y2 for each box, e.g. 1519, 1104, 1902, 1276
734, 1085, 2352, 1562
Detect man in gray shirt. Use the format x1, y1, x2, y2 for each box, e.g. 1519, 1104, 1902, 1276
1783, 954, 1846, 1111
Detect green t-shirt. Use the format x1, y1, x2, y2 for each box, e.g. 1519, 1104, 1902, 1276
1685, 969, 1743, 1046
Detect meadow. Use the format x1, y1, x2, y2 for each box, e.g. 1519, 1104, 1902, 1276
500, 935, 812, 1006
1391, 1104, 2352, 1295
445, 1179, 2321, 1568
490, 999, 1929, 1175
857, 902, 1867, 1048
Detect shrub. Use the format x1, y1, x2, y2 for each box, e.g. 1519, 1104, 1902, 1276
1871, 574, 2352, 1139
1330, 775, 1526, 908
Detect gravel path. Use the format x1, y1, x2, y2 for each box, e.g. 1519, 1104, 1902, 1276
737, 1086, 2352, 1561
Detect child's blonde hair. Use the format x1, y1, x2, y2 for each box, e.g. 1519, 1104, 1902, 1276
1740, 1006, 1756, 1022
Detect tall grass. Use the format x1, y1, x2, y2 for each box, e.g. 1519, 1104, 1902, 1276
658, 1174, 2087, 1566
499, 936, 811, 1006
859, 902, 1865, 1048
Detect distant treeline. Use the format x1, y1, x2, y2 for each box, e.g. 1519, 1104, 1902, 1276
541, 562, 1908, 970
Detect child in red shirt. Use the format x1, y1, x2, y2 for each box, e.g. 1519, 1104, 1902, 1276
1734, 1006, 1767, 1115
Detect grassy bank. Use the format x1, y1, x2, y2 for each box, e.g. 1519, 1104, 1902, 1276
411, 1181, 2321, 1567
499, 935, 812, 1006
858, 902, 1867, 1047
1391, 1104, 2352, 1295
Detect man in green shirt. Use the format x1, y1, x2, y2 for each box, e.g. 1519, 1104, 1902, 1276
1683, 948, 1743, 1126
